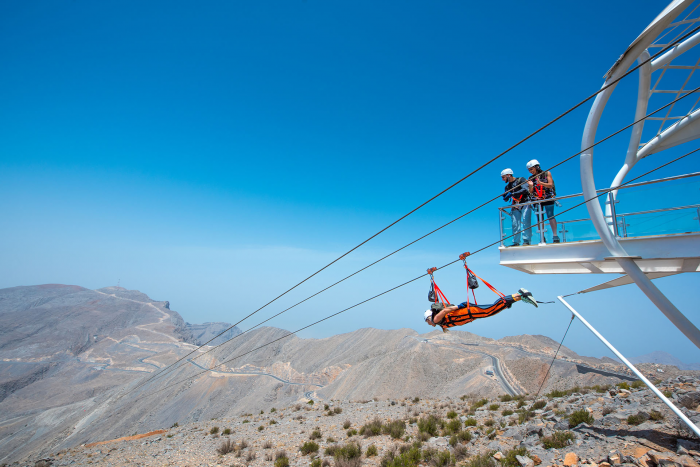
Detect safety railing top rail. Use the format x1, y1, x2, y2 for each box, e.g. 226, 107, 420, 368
497, 172, 700, 211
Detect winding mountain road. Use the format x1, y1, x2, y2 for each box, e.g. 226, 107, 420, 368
405, 336, 519, 396
186, 358, 324, 389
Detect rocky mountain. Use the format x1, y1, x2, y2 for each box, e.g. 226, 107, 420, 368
630, 351, 700, 371
1, 284, 697, 465
186, 321, 242, 346
26, 375, 700, 467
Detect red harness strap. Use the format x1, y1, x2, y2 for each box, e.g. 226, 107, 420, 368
431, 276, 450, 304
461, 254, 505, 315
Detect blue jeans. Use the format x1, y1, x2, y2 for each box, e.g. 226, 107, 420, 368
510, 205, 532, 244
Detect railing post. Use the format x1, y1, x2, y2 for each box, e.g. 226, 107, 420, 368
560, 222, 567, 243
537, 203, 546, 246
499, 208, 505, 247
608, 192, 620, 237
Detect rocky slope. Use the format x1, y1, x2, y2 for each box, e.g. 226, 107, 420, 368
23, 375, 700, 467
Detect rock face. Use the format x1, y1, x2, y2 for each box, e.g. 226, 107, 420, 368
22, 375, 700, 467
185, 321, 242, 346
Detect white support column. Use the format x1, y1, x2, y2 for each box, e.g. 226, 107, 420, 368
557, 295, 700, 438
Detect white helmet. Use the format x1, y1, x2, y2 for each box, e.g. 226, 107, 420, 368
424, 310, 432, 322
526, 159, 540, 169
500, 168, 513, 177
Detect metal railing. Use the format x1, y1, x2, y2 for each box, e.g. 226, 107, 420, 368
498, 172, 700, 246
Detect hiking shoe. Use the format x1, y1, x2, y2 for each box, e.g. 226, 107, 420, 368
507, 242, 520, 247
518, 288, 538, 308
522, 241, 531, 246
552, 236, 561, 243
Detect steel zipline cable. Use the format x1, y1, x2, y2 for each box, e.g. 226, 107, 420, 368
120, 146, 699, 407
124, 25, 700, 396
120, 83, 700, 397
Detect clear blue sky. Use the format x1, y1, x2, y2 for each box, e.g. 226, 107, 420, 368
2, 0, 699, 364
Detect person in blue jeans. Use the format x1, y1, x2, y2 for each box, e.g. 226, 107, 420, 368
526, 159, 560, 243
501, 168, 532, 246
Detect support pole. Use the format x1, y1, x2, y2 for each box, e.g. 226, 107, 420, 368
557, 295, 700, 438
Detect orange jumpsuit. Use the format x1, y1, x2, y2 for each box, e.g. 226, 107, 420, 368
433, 295, 516, 329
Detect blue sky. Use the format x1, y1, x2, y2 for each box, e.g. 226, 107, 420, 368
2, 0, 699, 364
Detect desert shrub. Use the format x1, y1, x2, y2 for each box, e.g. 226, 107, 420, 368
454, 444, 468, 461
483, 419, 495, 427
311, 459, 322, 467
300, 441, 320, 455
568, 409, 594, 427
443, 419, 462, 435
418, 431, 431, 442
531, 400, 546, 410
334, 407, 343, 414
516, 399, 526, 408
222, 428, 231, 435
384, 446, 423, 467
333, 442, 362, 467
627, 412, 649, 426
417, 415, 440, 436
171, 422, 179, 428
360, 418, 383, 437
322, 461, 331, 467
239, 440, 248, 449
271, 407, 276, 412
260, 410, 265, 414
432, 450, 454, 467
242, 419, 249, 423
457, 430, 472, 442
343, 420, 351, 429
499, 394, 513, 402
383, 420, 406, 439
258, 426, 264, 431
274, 451, 289, 467
547, 389, 568, 399
263, 440, 273, 449
472, 398, 489, 410
649, 410, 664, 421
631, 380, 645, 389
663, 390, 673, 398
246, 451, 256, 463
488, 403, 500, 411
541, 431, 574, 449
446, 410, 458, 419
366, 444, 378, 457
308, 400, 314, 405
464, 418, 477, 427
327, 437, 337, 443
325, 404, 330, 410
217, 439, 236, 455
502, 409, 514, 416
265, 453, 273, 461
310, 429, 322, 440
347, 428, 358, 437
602, 406, 614, 415
501, 448, 529, 467
270, 420, 277, 425
617, 382, 630, 390
413, 397, 420, 403
210, 426, 219, 434
517, 410, 533, 424
449, 435, 458, 447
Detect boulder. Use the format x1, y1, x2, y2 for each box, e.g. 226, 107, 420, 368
564, 452, 580, 466
517, 455, 535, 467
532, 455, 543, 466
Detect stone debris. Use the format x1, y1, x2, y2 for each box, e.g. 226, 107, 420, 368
11, 375, 700, 467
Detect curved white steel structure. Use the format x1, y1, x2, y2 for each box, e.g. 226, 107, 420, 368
581, 0, 700, 348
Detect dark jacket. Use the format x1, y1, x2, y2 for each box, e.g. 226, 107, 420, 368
503, 177, 530, 205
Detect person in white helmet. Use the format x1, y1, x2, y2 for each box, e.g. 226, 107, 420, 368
501, 168, 532, 246
526, 159, 560, 243
423, 288, 538, 332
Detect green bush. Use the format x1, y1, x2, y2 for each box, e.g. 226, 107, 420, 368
443, 419, 462, 435
343, 420, 351, 429
631, 380, 645, 389
516, 400, 526, 408
502, 448, 529, 467
499, 394, 513, 402
517, 410, 533, 424
383, 420, 406, 439
488, 404, 500, 411
502, 409, 514, 416
307, 400, 314, 405
366, 444, 378, 457
271, 407, 277, 412
472, 398, 489, 410
300, 441, 319, 455
531, 400, 547, 410
457, 430, 472, 442
334, 407, 343, 414
432, 450, 453, 467
324, 404, 330, 410
309, 429, 322, 440
649, 410, 664, 421
547, 389, 568, 399
333, 442, 362, 460
663, 390, 672, 398
465, 451, 495, 467
617, 382, 630, 390
347, 429, 358, 437
242, 419, 249, 423
275, 453, 289, 467
210, 426, 219, 434
383, 446, 422, 467
222, 428, 231, 435
311, 459, 322, 467
464, 418, 477, 427
359, 418, 383, 437
568, 409, 594, 427
446, 410, 458, 419
417, 415, 440, 436
257, 425, 264, 431
541, 431, 574, 449
627, 413, 648, 426
483, 419, 495, 427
